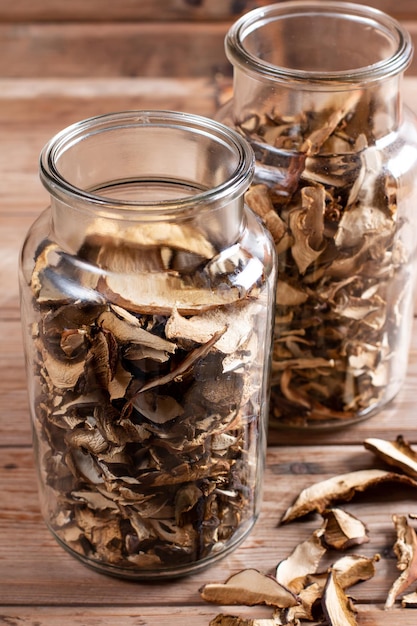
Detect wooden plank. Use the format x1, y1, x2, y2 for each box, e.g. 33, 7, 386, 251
0, 22, 231, 79
1, 19, 417, 79
0, 77, 217, 127
0, 0, 414, 23
1, 445, 417, 612
0, 0, 269, 23
0, 606, 415, 626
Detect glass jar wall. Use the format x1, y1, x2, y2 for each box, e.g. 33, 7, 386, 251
19, 111, 276, 578
218, 1, 417, 429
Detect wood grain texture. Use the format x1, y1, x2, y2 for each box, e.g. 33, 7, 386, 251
0, 0, 414, 22
0, 22, 232, 78
0, 17, 417, 79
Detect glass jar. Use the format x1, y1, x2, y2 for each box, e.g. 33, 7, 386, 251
19, 110, 276, 579
218, 1, 417, 429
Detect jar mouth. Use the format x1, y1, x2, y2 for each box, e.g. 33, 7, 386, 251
226, 0, 413, 87
40, 110, 254, 217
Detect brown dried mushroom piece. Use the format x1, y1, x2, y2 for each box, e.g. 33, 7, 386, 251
364, 435, 417, 479
401, 591, 417, 608
321, 570, 358, 626
85, 219, 217, 259
385, 514, 417, 609
275, 528, 326, 593
284, 553, 379, 623
200, 569, 299, 608
306, 553, 379, 590
332, 554, 379, 591
321, 508, 369, 550
281, 469, 417, 524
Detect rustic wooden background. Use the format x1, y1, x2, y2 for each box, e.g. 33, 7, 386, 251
0, 0, 416, 79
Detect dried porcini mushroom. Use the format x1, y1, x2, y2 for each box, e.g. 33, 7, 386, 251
275, 528, 326, 593
330, 554, 379, 590
321, 508, 369, 550
321, 570, 358, 626
28, 209, 270, 573
385, 514, 417, 609
281, 469, 417, 524
199, 569, 299, 608
240, 89, 412, 428
401, 591, 417, 608
364, 435, 417, 479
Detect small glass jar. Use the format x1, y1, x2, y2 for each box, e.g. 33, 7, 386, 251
218, 1, 417, 429
19, 110, 276, 578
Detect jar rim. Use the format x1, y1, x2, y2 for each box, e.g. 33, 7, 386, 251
40, 110, 255, 217
225, 0, 413, 88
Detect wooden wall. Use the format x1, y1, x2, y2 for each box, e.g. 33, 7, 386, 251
0, 0, 416, 79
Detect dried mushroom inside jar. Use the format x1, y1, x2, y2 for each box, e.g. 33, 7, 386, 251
241, 89, 416, 428
28, 212, 271, 576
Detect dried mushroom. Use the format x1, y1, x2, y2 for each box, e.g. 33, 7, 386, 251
364, 435, 417, 479
275, 528, 326, 593
321, 508, 369, 550
200, 569, 299, 608
240, 89, 413, 428
28, 210, 270, 573
330, 554, 379, 590
401, 591, 417, 608
281, 469, 417, 524
321, 570, 358, 626
385, 514, 417, 609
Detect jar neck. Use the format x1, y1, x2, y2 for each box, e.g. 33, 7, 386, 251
48, 195, 246, 258
231, 69, 403, 142
41, 111, 254, 255
225, 1, 412, 144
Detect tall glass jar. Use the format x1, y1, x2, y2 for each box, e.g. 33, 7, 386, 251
19, 110, 276, 579
218, 1, 417, 429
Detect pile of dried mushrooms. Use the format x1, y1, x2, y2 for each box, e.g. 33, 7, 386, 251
28, 216, 271, 574
241, 89, 414, 428
199, 435, 417, 624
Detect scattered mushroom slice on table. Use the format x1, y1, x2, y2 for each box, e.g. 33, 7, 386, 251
280, 469, 417, 524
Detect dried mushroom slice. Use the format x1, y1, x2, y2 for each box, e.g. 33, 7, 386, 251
285, 582, 323, 623
200, 569, 299, 608
322, 570, 358, 626
331, 554, 379, 590
321, 508, 369, 550
385, 514, 417, 609
364, 435, 417, 479
98, 271, 243, 316
281, 469, 417, 524
275, 528, 326, 593
165, 302, 261, 355
401, 591, 417, 608
85, 219, 217, 258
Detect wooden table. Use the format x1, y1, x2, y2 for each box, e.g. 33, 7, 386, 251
2, 75, 417, 625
